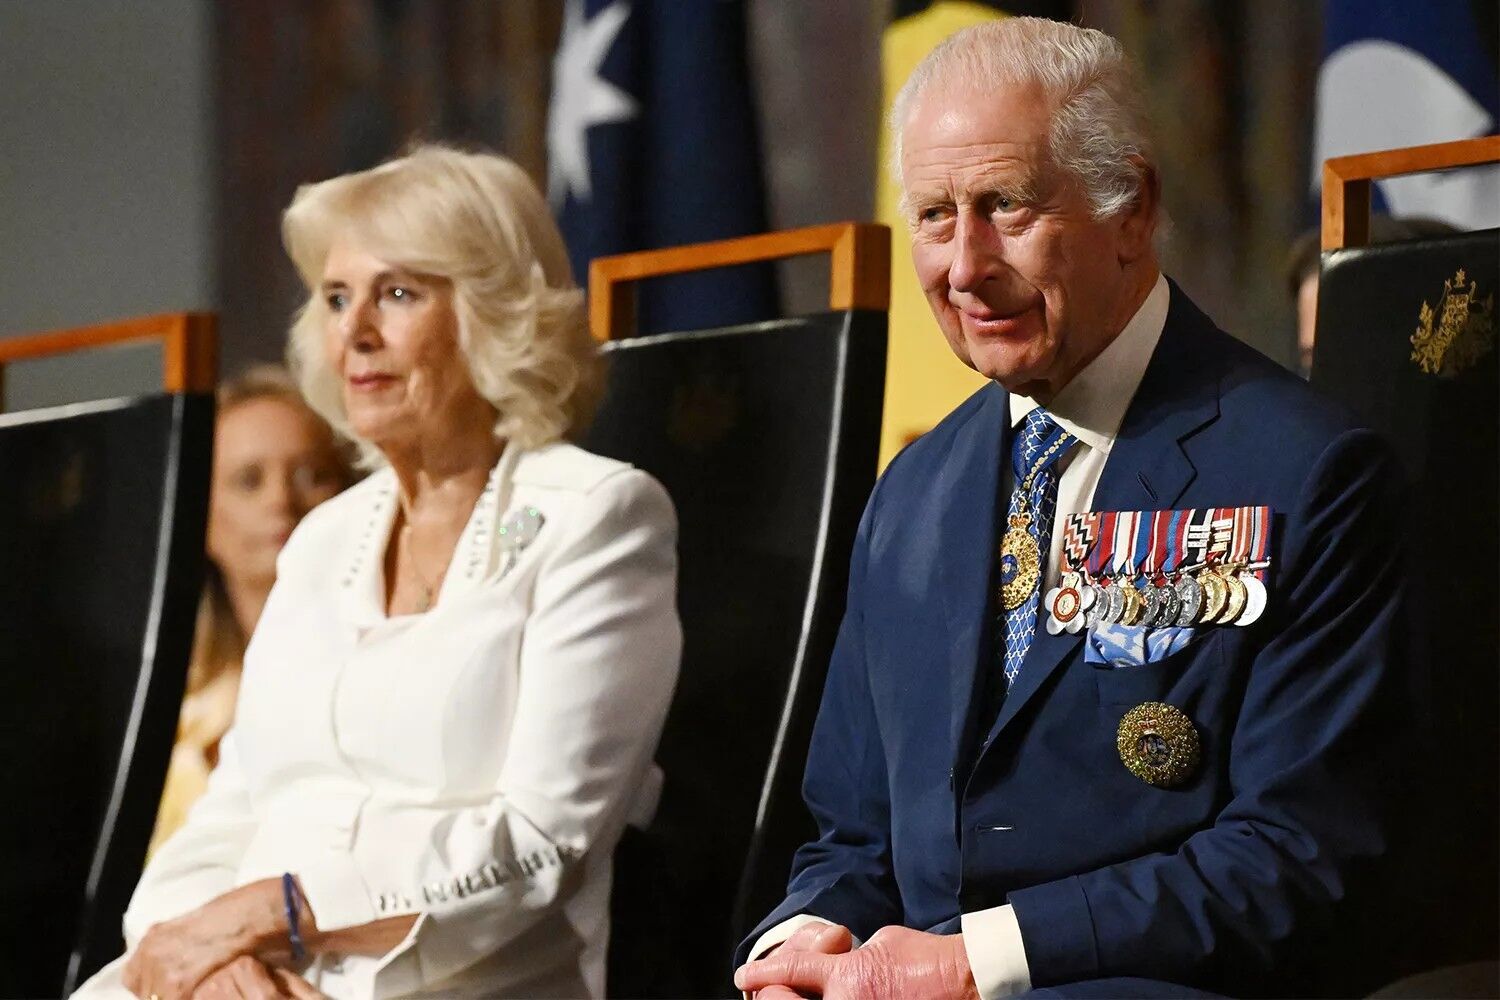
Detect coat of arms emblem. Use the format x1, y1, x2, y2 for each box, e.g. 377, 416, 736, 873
1410, 268, 1495, 376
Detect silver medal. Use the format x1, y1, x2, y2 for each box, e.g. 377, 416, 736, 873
1174, 574, 1203, 626
1101, 583, 1126, 625
1141, 582, 1165, 627
1082, 581, 1106, 627
1235, 572, 1268, 626
1156, 581, 1183, 627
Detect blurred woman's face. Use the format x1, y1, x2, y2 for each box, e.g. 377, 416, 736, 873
207, 397, 345, 586
319, 237, 495, 451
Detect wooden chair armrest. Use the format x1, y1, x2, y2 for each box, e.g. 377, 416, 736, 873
0, 312, 217, 406
1322, 135, 1500, 251
588, 222, 890, 341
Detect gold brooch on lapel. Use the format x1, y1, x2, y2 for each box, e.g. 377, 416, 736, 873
1117, 702, 1200, 788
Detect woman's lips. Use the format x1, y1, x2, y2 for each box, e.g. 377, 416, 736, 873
348, 372, 399, 391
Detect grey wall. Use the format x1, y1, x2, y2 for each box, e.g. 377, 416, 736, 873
0, 0, 214, 409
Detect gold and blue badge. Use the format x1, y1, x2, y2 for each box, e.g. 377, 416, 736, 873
1117, 701, 1200, 787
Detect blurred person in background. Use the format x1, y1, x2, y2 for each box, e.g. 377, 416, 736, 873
75, 144, 680, 1000
148, 366, 354, 856
1285, 215, 1458, 377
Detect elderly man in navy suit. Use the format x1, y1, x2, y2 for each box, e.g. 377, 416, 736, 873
735, 16, 1415, 1000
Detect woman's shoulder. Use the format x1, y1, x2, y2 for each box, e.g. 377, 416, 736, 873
513, 441, 653, 498
512, 442, 675, 530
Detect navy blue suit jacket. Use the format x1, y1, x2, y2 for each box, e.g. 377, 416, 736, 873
740, 284, 1416, 995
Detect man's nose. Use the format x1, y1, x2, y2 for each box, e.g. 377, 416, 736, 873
949, 211, 1000, 294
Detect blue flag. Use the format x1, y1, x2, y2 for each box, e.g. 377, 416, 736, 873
548, 0, 778, 335
1312, 0, 1500, 228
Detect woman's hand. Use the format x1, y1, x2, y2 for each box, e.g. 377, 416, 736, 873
190, 957, 325, 1000
123, 879, 295, 1000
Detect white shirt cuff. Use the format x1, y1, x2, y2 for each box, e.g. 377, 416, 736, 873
747, 913, 831, 963
295, 851, 378, 932
961, 904, 1031, 999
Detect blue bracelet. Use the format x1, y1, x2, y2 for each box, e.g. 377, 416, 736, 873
282, 872, 306, 962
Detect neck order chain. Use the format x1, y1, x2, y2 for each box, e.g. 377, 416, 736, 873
999, 429, 1075, 611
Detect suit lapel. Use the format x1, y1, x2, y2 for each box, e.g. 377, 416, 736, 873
982, 282, 1223, 745
937, 384, 1009, 772
1092, 283, 1222, 513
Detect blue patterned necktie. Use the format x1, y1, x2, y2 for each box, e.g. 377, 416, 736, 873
1000, 409, 1077, 687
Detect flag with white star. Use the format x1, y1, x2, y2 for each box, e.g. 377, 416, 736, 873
547, 0, 777, 334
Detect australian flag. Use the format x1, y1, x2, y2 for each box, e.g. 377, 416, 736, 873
548, 0, 778, 334
1312, 0, 1499, 228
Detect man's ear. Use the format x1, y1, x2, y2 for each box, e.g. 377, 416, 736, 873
1117, 156, 1160, 263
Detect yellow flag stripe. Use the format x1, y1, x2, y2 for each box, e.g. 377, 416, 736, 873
876, 2, 1008, 468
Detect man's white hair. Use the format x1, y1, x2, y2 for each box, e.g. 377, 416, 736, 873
890, 17, 1156, 221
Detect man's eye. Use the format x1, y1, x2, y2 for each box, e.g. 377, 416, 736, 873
919, 206, 950, 223
998, 197, 1014, 211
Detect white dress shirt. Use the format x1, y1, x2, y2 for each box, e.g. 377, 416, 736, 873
748, 275, 1169, 1000
75, 441, 681, 999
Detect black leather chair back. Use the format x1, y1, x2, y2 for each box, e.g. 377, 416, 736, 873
0, 393, 212, 995
1314, 228, 1499, 973
586, 311, 886, 998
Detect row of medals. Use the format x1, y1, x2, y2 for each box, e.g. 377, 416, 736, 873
1048, 562, 1267, 633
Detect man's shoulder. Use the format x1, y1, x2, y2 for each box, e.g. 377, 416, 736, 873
1185, 314, 1372, 465
1159, 287, 1373, 465
883, 381, 1003, 482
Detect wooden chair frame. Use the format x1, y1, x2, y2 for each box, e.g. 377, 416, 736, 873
588, 222, 891, 341
1322, 135, 1500, 251
0, 312, 217, 408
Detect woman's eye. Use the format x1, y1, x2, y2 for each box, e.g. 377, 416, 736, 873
291, 465, 337, 492
388, 285, 416, 302
230, 466, 263, 492
325, 292, 347, 311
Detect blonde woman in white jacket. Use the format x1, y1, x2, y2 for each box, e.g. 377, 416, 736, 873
76, 145, 681, 1000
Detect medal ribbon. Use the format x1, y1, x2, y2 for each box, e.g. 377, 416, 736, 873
1162, 508, 1190, 576
1143, 509, 1171, 579
1088, 511, 1115, 582
1206, 508, 1233, 566
1248, 505, 1271, 581
1227, 506, 1254, 569
1062, 512, 1095, 575
1130, 509, 1155, 581
1183, 507, 1214, 570
1112, 510, 1138, 579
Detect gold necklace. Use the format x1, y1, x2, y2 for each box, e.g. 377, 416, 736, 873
400, 523, 446, 612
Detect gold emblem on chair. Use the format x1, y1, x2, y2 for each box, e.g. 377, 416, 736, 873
1117, 702, 1200, 788
1410, 269, 1495, 376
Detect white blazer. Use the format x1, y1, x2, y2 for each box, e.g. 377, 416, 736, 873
76, 442, 681, 998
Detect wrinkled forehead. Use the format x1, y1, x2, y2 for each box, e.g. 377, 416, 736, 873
899, 79, 1059, 187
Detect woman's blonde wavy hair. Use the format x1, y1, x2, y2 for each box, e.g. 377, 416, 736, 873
281, 144, 600, 467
